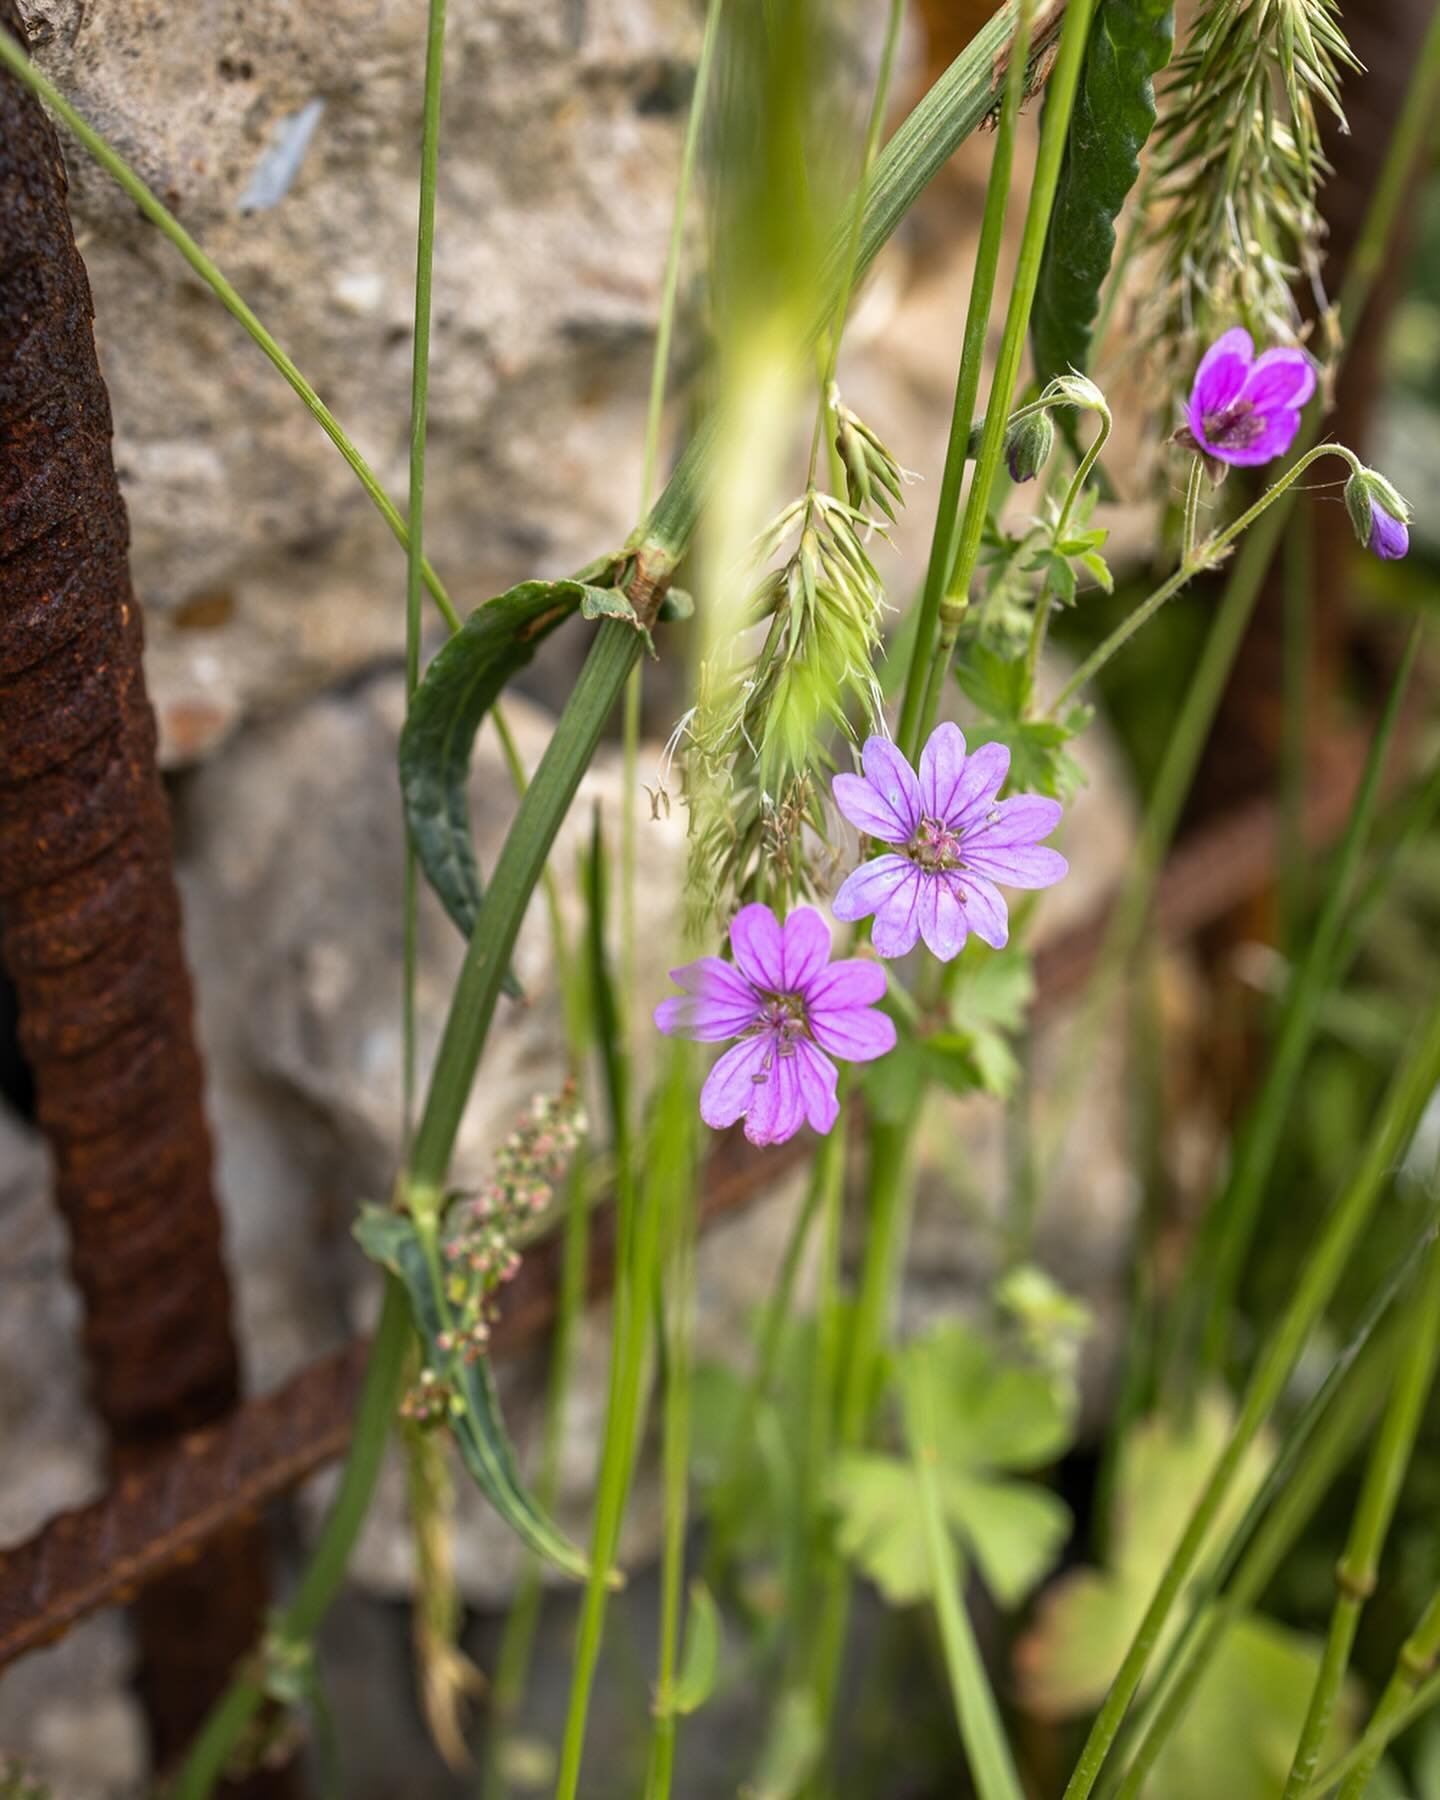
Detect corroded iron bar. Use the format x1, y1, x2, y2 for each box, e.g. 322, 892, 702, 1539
0, 6, 279, 1780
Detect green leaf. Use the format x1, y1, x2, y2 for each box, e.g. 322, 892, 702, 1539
942, 943, 1036, 1100
1030, 0, 1175, 393
745, 1689, 824, 1800
399, 578, 631, 957
830, 1322, 1075, 1609
955, 642, 1033, 722
354, 1206, 590, 1581
672, 1580, 722, 1715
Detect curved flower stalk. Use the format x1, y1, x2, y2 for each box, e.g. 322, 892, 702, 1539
655, 904, 895, 1146
832, 725, 1067, 959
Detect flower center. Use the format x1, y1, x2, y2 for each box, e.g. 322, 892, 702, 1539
747, 991, 809, 1071
907, 814, 965, 873
1201, 398, 1266, 450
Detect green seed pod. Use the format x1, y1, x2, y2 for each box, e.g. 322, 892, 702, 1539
1003, 408, 1056, 483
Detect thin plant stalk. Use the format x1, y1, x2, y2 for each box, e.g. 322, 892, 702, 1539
897, 0, 1034, 759
1188, 625, 1422, 1374
171, 1280, 414, 1799
1061, 999, 1440, 1800
1110, 1331, 1396, 1799
904, 1350, 1026, 1800
555, 1046, 690, 1800
909, 0, 1099, 756
644, 1053, 699, 1800
1281, 1237, 1440, 1797
1326, 1589, 1440, 1796
806, 0, 906, 487
402, 0, 449, 1145
622, 0, 725, 1029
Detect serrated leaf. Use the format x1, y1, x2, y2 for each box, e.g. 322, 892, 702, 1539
1030, 0, 1176, 395
354, 1206, 590, 1581
398, 579, 589, 979
671, 1581, 722, 1715
1079, 551, 1114, 593
954, 642, 1033, 723
830, 1323, 1075, 1610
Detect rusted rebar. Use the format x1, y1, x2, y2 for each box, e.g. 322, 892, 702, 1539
0, 5, 281, 1781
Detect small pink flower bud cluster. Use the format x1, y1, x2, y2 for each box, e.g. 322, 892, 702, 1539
433, 1083, 588, 1368
400, 1364, 459, 1425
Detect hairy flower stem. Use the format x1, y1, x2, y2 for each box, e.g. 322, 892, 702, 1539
1179, 455, 1204, 565
1282, 1238, 1440, 1797
1061, 1000, 1440, 1800
1024, 399, 1113, 689
897, 0, 1034, 760
910, 0, 1099, 756
904, 1354, 1025, 1800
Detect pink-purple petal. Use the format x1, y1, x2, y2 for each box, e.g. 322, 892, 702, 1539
960, 874, 1010, 948
792, 1040, 841, 1135
918, 721, 968, 821
1243, 348, 1316, 412
965, 841, 1069, 889
654, 993, 760, 1042
832, 853, 915, 924
808, 999, 897, 1062
871, 866, 926, 958
699, 1035, 772, 1129
729, 902, 786, 992
804, 957, 886, 1011
743, 1047, 806, 1147
981, 794, 1064, 845
833, 771, 912, 844
781, 906, 831, 992
1211, 409, 1302, 465
860, 736, 922, 836
945, 740, 1011, 830
666, 956, 757, 1006
918, 873, 968, 961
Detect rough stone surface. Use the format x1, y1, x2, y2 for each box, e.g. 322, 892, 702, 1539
23, 0, 699, 763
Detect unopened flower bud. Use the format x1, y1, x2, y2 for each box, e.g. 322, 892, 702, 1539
1344, 467, 1411, 561
1004, 409, 1055, 483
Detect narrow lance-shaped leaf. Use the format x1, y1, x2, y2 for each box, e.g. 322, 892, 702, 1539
399, 579, 652, 972
1030, 0, 1174, 397
354, 1206, 592, 1581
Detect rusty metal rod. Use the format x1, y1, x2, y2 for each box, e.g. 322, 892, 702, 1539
0, 8, 281, 1780
0, 749, 1379, 1673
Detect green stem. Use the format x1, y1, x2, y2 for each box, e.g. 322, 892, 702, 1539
644, 1057, 699, 1800
910, 0, 1098, 755
897, 0, 1034, 759
1180, 455, 1204, 565
1191, 624, 1421, 1375
1051, 444, 1363, 714
904, 1353, 1026, 1800
402, 0, 449, 1146
1282, 1237, 1440, 1797
1111, 1332, 1393, 1799
1061, 998, 1440, 1800
0, 28, 464, 638
555, 1046, 688, 1800
805, 0, 906, 486
1324, 1588, 1440, 1797
172, 1279, 413, 1798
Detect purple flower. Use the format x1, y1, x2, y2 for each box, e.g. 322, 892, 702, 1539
1345, 467, 1411, 561
654, 904, 896, 1147
830, 725, 1067, 961
1184, 327, 1316, 466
